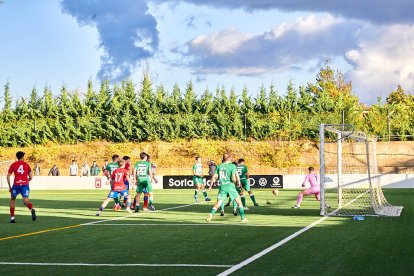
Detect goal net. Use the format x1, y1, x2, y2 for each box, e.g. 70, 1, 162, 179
319, 124, 403, 217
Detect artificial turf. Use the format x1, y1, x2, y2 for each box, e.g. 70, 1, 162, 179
0, 188, 412, 275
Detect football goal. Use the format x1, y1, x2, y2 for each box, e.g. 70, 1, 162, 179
319, 124, 403, 217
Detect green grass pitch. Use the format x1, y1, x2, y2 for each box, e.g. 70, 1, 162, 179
0, 189, 412, 275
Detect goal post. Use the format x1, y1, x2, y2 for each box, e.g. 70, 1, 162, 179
319, 124, 403, 217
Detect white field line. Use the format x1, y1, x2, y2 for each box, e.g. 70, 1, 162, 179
157, 203, 201, 212
81, 202, 203, 226
0, 262, 231, 268
84, 223, 280, 227
217, 215, 330, 276
217, 192, 364, 275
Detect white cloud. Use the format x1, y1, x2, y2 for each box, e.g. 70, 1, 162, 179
134, 28, 156, 54
345, 24, 414, 103
186, 13, 414, 104
191, 28, 253, 55
186, 14, 360, 75
269, 14, 344, 38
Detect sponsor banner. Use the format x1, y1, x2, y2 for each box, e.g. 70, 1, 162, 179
163, 175, 283, 189
249, 175, 283, 189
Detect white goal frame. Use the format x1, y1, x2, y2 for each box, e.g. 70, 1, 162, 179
319, 124, 403, 217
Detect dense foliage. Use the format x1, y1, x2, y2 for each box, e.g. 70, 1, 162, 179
1, 66, 413, 147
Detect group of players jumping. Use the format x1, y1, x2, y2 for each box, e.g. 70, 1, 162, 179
6, 151, 321, 224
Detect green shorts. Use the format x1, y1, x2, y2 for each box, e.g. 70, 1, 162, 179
136, 178, 153, 193
241, 179, 250, 192
235, 185, 242, 194
217, 184, 239, 202
193, 176, 204, 186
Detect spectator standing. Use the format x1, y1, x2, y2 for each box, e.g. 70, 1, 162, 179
207, 160, 217, 177
69, 160, 78, 176
208, 160, 218, 187
34, 162, 41, 176
48, 165, 60, 176
81, 162, 90, 177
90, 161, 101, 176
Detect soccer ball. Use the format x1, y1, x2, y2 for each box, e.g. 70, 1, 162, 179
272, 189, 279, 195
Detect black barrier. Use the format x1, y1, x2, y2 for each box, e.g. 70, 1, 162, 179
163, 175, 283, 189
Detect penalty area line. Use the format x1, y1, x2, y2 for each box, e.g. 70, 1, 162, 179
84, 223, 279, 227
81, 202, 204, 226
0, 262, 232, 268
218, 215, 330, 276
0, 202, 202, 241
0, 224, 81, 241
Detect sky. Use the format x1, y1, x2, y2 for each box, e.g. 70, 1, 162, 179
0, 0, 413, 105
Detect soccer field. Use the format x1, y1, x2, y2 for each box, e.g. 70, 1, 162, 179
0, 189, 412, 275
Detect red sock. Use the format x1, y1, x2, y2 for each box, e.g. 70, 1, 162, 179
10, 207, 15, 217
27, 202, 33, 210
144, 199, 148, 208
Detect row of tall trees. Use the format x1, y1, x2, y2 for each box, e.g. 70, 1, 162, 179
1, 66, 413, 146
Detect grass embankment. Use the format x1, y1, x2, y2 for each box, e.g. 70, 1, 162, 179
0, 140, 413, 175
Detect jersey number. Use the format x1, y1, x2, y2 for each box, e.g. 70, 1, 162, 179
114, 173, 123, 182
137, 166, 146, 176
17, 165, 25, 174
219, 170, 227, 180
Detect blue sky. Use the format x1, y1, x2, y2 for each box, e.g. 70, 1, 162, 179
1, 0, 413, 105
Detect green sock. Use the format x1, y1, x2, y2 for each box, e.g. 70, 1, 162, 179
241, 196, 246, 207
194, 190, 198, 196
114, 197, 120, 204
250, 194, 257, 204
210, 208, 217, 214
238, 206, 245, 220
220, 202, 225, 211
203, 191, 208, 198
233, 200, 237, 210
